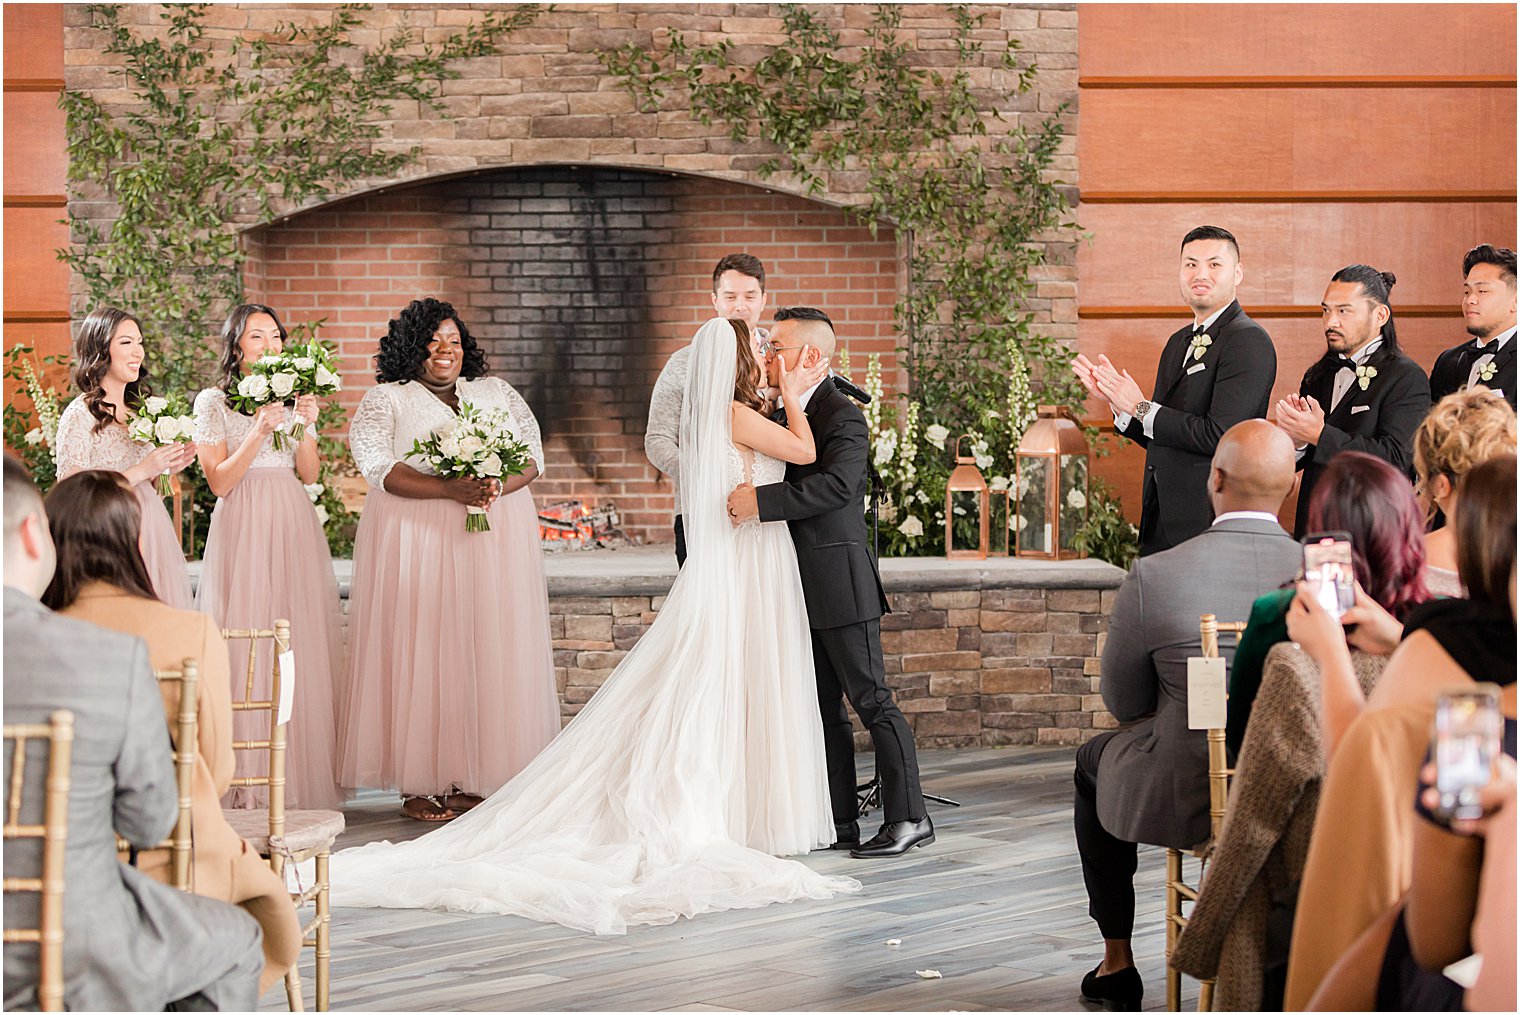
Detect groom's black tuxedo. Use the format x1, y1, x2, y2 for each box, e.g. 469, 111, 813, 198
757, 379, 924, 829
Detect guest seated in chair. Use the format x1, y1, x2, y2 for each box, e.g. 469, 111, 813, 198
1224, 451, 1432, 758
1075, 420, 1302, 1011
39, 469, 301, 997
2, 455, 264, 1011
1282, 456, 1517, 1009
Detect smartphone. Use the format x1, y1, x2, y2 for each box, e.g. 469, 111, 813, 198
1431, 685, 1503, 823
1301, 531, 1355, 619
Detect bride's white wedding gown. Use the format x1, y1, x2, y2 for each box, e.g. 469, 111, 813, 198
330, 321, 861, 935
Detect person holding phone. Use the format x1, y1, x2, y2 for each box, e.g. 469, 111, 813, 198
1282, 456, 1516, 1010
1223, 452, 1430, 756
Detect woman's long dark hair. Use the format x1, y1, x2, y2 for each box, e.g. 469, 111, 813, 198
374, 298, 488, 384
40, 470, 158, 611
1305, 451, 1430, 620
70, 306, 154, 433
1455, 455, 1518, 610
729, 319, 764, 411
219, 303, 289, 394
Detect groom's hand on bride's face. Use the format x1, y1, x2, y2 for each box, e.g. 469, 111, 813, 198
727, 483, 758, 526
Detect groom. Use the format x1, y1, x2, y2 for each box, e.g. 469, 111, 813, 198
727, 307, 933, 858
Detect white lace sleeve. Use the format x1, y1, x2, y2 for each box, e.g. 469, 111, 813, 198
499, 379, 545, 474
349, 386, 400, 491
193, 388, 227, 447
52, 398, 94, 480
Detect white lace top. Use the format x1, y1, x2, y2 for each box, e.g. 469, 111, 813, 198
348, 377, 545, 491
53, 395, 152, 480
193, 388, 313, 469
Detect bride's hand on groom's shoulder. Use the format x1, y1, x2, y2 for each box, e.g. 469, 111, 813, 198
727, 483, 758, 527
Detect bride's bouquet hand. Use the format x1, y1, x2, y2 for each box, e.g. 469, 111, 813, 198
777, 351, 829, 402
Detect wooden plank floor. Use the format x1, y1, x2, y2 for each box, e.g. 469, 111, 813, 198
273, 748, 1200, 1012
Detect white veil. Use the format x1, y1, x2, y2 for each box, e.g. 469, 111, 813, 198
327, 316, 856, 935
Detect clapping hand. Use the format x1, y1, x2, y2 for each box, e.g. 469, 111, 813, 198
1275, 394, 1325, 446
1073, 353, 1144, 416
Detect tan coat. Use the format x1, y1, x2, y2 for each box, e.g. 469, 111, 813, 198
1172, 644, 1386, 1010
63, 583, 300, 993
1283, 631, 1480, 1010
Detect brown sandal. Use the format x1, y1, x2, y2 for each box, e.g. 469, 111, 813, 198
400, 795, 456, 822
443, 789, 484, 813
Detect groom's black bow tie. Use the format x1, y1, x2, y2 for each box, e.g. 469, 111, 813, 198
1456, 340, 1497, 370
1333, 354, 1357, 370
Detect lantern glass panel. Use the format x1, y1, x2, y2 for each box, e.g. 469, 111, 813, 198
1017, 455, 1052, 555
1059, 454, 1089, 553
988, 487, 1010, 556
948, 489, 985, 554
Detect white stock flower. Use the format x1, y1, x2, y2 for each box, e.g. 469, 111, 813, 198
315, 365, 340, 390
874, 432, 896, 467
154, 416, 183, 444
924, 423, 950, 446
974, 452, 993, 471
897, 516, 924, 538
23, 428, 43, 446
292, 357, 315, 372
989, 475, 1010, 492
269, 372, 297, 400
237, 374, 270, 400
142, 396, 169, 415
303, 482, 325, 502
1066, 488, 1088, 510
479, 452, 504, 477
314, 504, 329, 525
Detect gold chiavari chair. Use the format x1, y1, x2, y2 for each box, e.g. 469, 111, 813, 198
3, 710, 76, 1012
1164, 613, 1247, 1013
220, 620, 344, 1013
116, 660, 200, 892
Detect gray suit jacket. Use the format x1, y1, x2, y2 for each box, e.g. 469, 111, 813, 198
2, 587, 189, 1011
1095, 518, 1301, 849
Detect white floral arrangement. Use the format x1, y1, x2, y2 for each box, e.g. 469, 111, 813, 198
227, 340, 342, 450
303, 482, 330, 526
126, 393, 197, 496
406, 402, 532, 532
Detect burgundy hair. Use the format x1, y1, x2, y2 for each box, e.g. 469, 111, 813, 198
1306, 451, 1430, 620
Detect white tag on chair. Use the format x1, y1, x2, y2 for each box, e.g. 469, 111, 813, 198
1187, 656, 1227, 730
277, 651, 296, 726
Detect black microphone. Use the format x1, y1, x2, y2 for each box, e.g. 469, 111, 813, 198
831, 374, 872, 404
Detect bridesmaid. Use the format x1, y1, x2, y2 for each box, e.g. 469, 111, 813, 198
342, 297, 559, 822
195, 304, 345, 810
53, 305, 195, 609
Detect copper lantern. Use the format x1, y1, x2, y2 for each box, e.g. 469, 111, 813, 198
1014, 406, 1091, 559
945, 434, 990, 560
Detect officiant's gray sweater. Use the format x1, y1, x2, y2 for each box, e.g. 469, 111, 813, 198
644, 345, 690, 504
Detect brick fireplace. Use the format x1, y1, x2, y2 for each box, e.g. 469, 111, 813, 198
245, 166, 904, 544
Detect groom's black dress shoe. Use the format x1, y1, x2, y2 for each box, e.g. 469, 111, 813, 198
1079, 963, 1142, 1012
829, 820, 860, 850
849, 816, 933, 858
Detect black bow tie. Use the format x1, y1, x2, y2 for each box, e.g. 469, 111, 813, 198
1192, 324, 1206, 337
1457, 341, 1497, 370
1334, 354, 1357, 370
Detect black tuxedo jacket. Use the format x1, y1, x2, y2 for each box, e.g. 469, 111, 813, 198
1294, 346, 1431, 535
1116, 301, 1277, 556
1429, 337, 1517, 408
756, 380, 890, 630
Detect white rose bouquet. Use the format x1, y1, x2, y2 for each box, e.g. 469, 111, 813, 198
406, 402, 532, 532
127, 393, 198, 496
227, 341, 341, 450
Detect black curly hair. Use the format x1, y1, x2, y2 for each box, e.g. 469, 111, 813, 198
374, 298, 488, 384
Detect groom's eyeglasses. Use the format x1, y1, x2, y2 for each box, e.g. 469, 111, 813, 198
759, 340, 804, 358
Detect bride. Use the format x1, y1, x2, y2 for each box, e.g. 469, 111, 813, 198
329, 318, 862, 934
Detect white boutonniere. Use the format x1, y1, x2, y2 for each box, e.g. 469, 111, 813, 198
1355, 364, 1378, 390
1478, 361, 1498, 383
1189, 333, 1212, 361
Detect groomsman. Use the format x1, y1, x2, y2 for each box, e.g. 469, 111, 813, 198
646, 253, 770, 564
1276, 265, 1431, 536
1429, 244, 1516, 407
1074, 226, 1277, 557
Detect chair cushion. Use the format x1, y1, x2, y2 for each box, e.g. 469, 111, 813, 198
223, 808, 345, 857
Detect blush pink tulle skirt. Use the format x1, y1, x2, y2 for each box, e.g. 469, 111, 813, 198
197, 468, 347, 810
340, 484, 560, 798
134, 481, 193, 611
